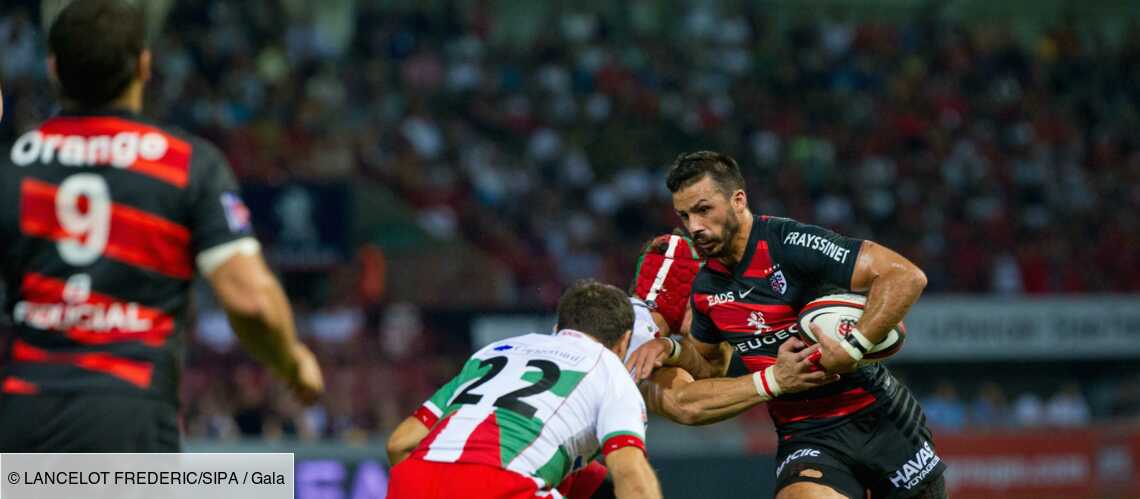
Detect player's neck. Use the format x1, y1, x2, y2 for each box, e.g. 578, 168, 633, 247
718, 210, 754, 269
109, 83, 145, 114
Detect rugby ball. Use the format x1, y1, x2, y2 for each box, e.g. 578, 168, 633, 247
797, 294, 906, 365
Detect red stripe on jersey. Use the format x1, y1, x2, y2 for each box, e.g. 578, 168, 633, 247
739, 354, 876, 424
692, 297, 797, 335
39, 117, 192, 188
413, 405, 440, 428
20, 178, 193, 280
10, 339, 153, 389
1, 376, 40, 395
740, 354, 776, 372
768, 388, 877, 425
19, 273, 174, 347
602, 434, 646, 456
411, 412, 456, 461
457, 412, 502, 467
742, 240, 776, 279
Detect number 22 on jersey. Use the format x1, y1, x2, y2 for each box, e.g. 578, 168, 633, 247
451, 356, 562, 419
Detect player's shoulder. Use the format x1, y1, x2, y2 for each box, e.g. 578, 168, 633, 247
480, 332, 604, 364
759, 214, 800, 234
595, 347, 635, 385
692, 260, 731, 291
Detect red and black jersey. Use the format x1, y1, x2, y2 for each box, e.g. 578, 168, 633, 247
690, 214, 902, 434
0, 110, 254, 404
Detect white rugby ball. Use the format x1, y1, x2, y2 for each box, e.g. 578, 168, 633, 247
797, 293, 906, 364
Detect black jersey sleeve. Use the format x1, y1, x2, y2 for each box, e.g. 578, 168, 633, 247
186, 140, 255, 255
768, 217, 863, 289
688, 294, 722, 344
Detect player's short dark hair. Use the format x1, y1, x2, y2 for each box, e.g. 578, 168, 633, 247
665, 151, 746, 196
556, 280, 634, 349
49, 0, 146, 108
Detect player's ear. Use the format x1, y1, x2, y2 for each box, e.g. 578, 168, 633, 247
730, 189, 747, 213
138, 49, 152, 83
47, 55, 59, 83
614, 330, 633, 359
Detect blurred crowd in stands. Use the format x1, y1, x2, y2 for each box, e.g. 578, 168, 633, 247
2, 1, 1140, 440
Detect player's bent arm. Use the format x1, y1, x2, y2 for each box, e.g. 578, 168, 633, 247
641, 367, 763, 426
669, 336, 731, 379
849, 240, 928, 344
386, 416, 430, 467
644, 339, 837, 425
204, 242, 323, 403
605, 447, 663, 499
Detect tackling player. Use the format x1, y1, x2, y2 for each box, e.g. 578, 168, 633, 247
0, 0, 323, 451
631, 152, 947, 499
386, 280, 661, 499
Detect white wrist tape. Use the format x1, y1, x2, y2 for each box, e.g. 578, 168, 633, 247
665, 337, 682, 364
837, 327, 870, 362
848, 327, 874, 351
752, 365, 782, 401
837, 337, 865, 362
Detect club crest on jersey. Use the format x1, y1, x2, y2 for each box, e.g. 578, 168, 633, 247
748, 311, 768, 333
220, 192, 252, 233
770, 270, 788, 295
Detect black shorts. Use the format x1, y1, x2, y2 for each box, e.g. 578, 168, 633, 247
774, 397, 946, 499
0, 393, 180, 452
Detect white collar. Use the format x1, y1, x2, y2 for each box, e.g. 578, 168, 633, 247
554, 329, 600, 344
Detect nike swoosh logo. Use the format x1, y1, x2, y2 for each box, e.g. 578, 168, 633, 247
739, 287, 754, 299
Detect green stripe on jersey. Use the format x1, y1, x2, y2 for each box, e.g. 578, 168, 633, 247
430, 357, 491, 411
502, 369, 589, 468
520, 369, 586, 397
497, 408, 546, 467
534, 446, 572, 488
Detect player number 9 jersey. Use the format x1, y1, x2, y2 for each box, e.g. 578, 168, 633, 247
410, 331, 647, 491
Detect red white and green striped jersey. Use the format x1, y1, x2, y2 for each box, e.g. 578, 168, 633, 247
410, 330, 647, 491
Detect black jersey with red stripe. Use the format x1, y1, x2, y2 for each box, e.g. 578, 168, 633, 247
0, 110, 253, 404
689, 214, 902, 434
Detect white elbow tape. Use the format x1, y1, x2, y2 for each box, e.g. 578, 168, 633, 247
752, 365, 782, 401
196, 237, 262, 275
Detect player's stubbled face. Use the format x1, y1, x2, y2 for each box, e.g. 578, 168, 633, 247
672, 176, 740, 259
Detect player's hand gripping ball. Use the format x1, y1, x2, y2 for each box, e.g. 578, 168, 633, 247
797, 294, 906, 367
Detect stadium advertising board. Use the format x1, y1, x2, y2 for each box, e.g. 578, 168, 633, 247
936, 427, 1140, 498
894, 297, 1140, 360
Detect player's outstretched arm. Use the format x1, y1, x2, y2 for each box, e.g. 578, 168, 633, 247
207, 250, 324, 404
386, 417, 430, 466
606, 447, 663, 499
642, 338, 837, 425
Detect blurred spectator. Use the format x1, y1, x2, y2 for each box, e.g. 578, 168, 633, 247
1013, 392, 1046, 428
1110, 379, 1140, 420
1044, 382, 1091, 427
969, 381, 1010, 428
922, 381, 967, 431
